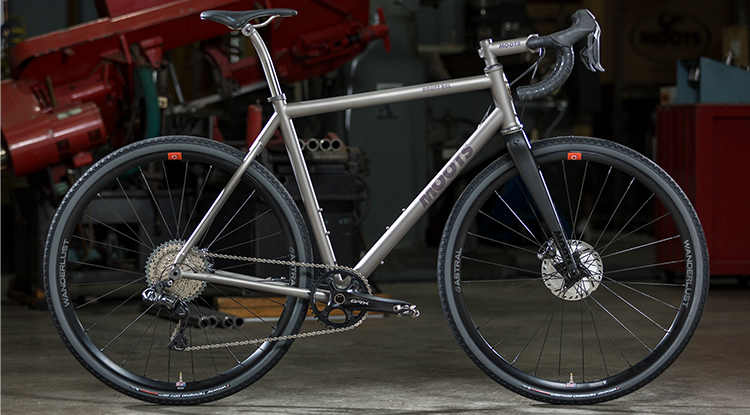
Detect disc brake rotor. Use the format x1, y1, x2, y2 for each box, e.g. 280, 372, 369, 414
145, 240, 208, 302
541, 240, 603, 301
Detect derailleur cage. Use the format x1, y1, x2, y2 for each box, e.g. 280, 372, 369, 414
142, 287, 191, 351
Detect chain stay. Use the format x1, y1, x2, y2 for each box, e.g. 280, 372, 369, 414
175, 251, 370, 352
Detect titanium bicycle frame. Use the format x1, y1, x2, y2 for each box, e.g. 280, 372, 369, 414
171, 24, 580, 301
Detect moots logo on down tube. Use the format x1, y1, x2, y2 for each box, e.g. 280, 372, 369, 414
420, 145, 474, 208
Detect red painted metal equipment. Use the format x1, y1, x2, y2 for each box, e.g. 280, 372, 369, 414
656, 104, 750, 276
1, 0, 387, 177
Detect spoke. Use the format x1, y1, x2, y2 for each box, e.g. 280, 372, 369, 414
462, 256, 546, 279
205, 284, 279, 332
586, 297, 610, 377
213, 231, 284, 254
583, 297, 632, 367
121, 306, 160, 367
94, 193, 150, 248
100, 295, 153, 351
512, 176, 549, 242
75, 277, 146, 309
579, 166, 612, 241
509, 297, 558, 365
143, 307, 160, 376
211, 208, 271, 246
206, 191, 256, 250
82, 213, 151, 251
181, 165, 213, 240
605, 259, 685, 275
465, 277, 542, 308
478, 210, 540, 247
561, 160, 576, 240
69, 260, 144, 277
601, 275, 680, 310
72, 234, 143, 256
161, 161, 181, 237
595, 194, 654, 253
192, 304, 243, 364
84, 288, 143, 333
534, 299, 560, 376
594, 176, 635, 249
139, 166, 175, 240
580, 300, 585, 381
116, 177, 156, 249
589, 294, 653, 353
177, 160, 190, 237
475, 282, 544, 330
558, 300, 565, 381
494, 190, 541, 245
598, 282, 669, 332
600, 235, 681, 259
604, 212, 671, 253
571, 161, 589, 238
467, 231, 539, 254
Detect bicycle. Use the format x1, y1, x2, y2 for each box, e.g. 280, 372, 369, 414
43, 7, 709, 405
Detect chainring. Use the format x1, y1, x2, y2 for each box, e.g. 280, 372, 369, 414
309, 269, 371, 329
145, 240, 208, 302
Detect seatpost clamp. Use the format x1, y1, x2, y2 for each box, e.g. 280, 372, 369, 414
267, 93, 287, 103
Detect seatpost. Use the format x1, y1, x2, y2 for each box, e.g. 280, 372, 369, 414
242, 25, 285, 101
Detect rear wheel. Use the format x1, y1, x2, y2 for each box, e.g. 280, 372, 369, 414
44, 136, 312, 404
438, 136, 709, 403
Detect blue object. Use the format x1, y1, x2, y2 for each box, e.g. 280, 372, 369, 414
677, 57, 750, 104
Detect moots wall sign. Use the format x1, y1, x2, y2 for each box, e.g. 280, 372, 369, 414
630, 12, 711, 64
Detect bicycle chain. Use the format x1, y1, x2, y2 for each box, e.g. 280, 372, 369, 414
174, 251, 370, 352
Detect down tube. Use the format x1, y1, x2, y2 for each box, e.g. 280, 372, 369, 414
356, 108, 506, 277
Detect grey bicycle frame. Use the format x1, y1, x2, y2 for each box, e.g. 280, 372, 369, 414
172, 24, 574, 300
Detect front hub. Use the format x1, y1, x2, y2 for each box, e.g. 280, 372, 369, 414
541, 240, 603, 301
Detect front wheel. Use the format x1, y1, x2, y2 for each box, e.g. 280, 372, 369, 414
438, 136, 708, 403
44, 136, 313, 404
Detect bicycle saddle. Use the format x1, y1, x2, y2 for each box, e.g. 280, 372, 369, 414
200, 9, 297, 30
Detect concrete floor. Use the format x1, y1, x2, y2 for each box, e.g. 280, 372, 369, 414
2, 278, 750, 415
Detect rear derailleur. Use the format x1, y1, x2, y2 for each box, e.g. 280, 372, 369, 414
142, 287, 190, 351
309, 269, 419, 328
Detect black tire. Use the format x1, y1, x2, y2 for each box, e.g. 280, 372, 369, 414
44, 136, 313, 404
438, 136, 709, 404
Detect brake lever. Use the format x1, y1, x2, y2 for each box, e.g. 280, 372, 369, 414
580, 23, 605, 72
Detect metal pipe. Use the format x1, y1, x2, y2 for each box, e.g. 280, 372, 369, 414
286, 75, 492, 118
355, 108, 505, 277
305, 138, 320, 152
172, 113, 280, 267
182, 270, 329, 303
195, 305, 245, 329
329, 137, 344, 152
319, 138, 332, 151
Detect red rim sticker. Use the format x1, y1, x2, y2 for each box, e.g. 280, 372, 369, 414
168, 152, 182, 160
567, 152, 582, 161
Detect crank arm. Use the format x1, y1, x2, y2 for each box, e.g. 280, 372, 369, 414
336, 291, 420, 317
181, 270, 328, 302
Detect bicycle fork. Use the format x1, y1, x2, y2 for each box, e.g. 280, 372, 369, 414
504, 130, 584, 288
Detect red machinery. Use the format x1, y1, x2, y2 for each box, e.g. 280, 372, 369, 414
1, 0, 388, 177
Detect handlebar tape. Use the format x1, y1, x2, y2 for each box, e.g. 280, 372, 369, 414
516, 36, 574, 102
515, 9, 597, 102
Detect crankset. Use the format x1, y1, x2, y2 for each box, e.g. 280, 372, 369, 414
310, 269, 419, 328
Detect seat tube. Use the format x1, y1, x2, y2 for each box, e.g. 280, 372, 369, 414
247, 25, 338, 266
